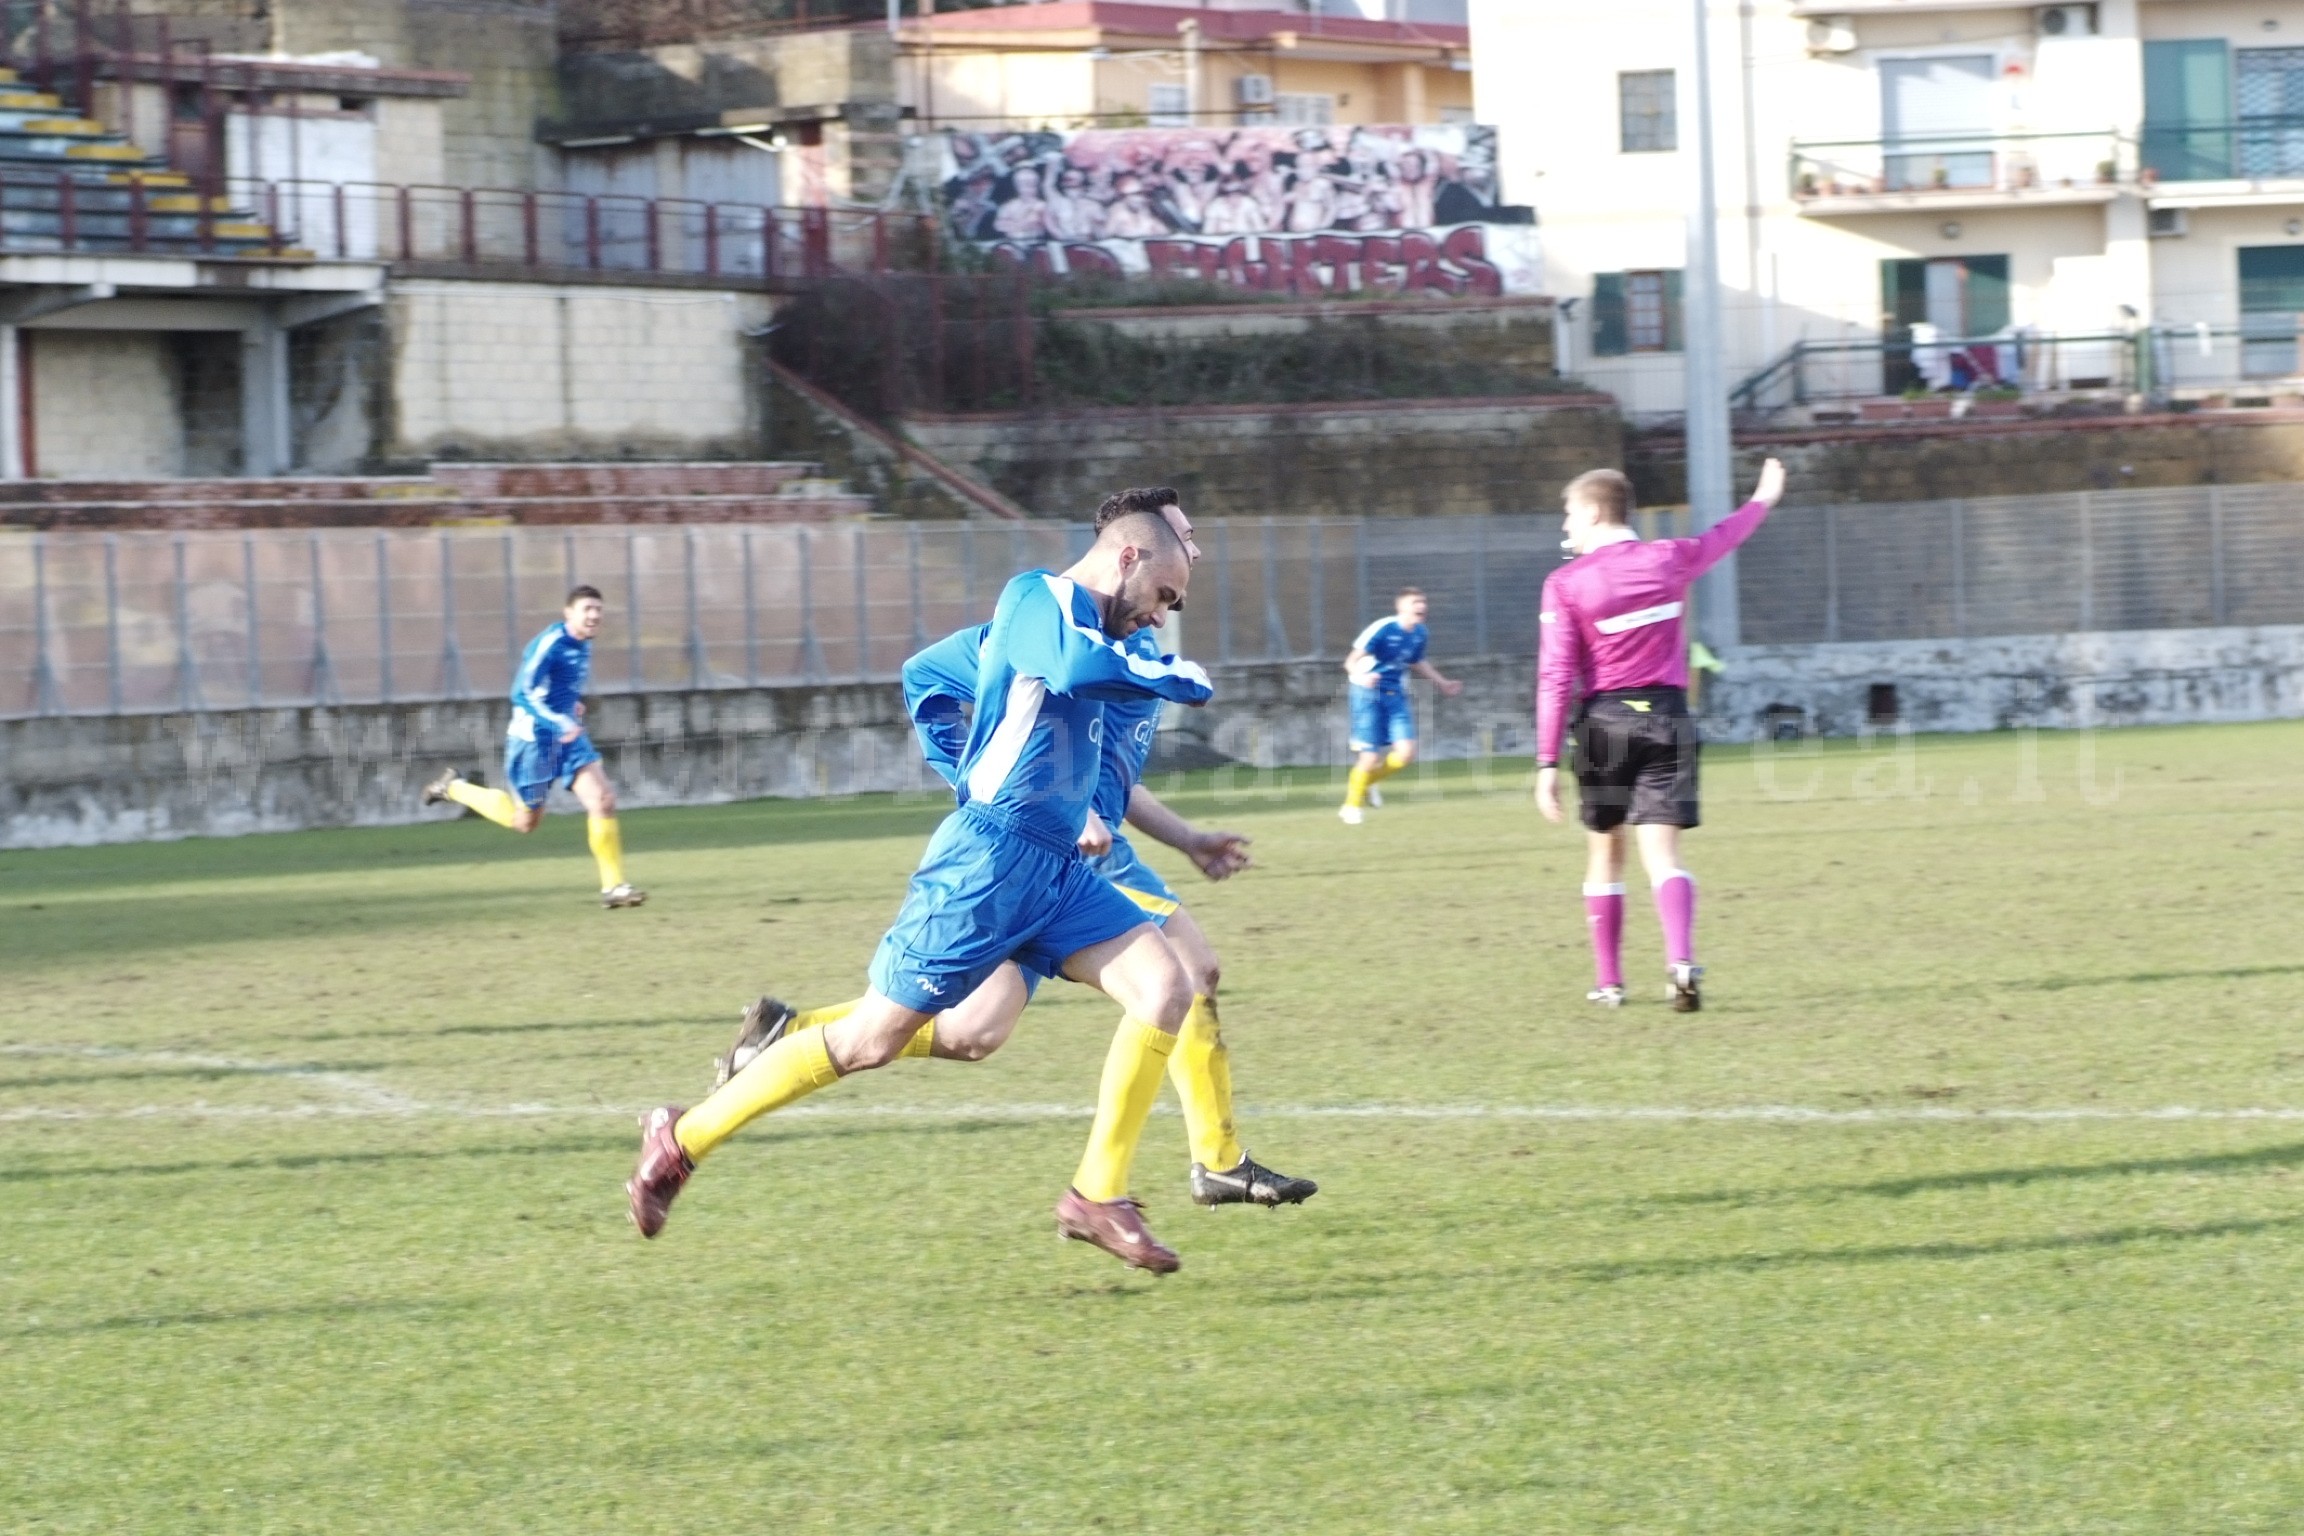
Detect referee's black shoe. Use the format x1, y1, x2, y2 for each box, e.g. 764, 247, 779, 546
1191, 1154, 1319, 1208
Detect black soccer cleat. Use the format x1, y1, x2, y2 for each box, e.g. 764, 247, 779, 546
421, 767, 465, 807
1667, 963, 1703, 1014
713, 995, 798, 1089
1190, 1154, 1319, 1208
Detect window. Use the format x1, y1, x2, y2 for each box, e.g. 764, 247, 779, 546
1879, 55, 1994, 190
2144, 39, 2234, 180
1275, 92, 1336, 126
1149, 83, 1189, 127
2238, 47, 2304, 177
2239, 245, 2304, 377
1591, 270, 1683, 355
1618, 70, 1676, 153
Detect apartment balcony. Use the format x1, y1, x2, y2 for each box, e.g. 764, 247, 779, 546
2140, 119, 2304, 211
1790, 130, 2130, 217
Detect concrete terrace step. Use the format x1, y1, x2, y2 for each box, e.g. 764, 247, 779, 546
0, 476, 453, 504
430, 462, 823, 498
0, 490, 874, 531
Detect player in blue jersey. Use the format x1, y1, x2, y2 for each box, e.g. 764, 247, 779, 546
1338, 587, 1462, 824
708, 490, 1317, 1210
421, 585, 645, 908
628, 509, 1218, 1271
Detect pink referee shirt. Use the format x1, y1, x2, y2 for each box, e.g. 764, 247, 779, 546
1533, 498, 1773, 766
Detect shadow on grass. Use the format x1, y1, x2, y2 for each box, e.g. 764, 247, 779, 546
282, 1014, 710, 1045
4, 1294, 480, 1340
1620, 1140, 2304, 1214
1555, 1211, 2304, 1284
0, 1116, 1024, 1186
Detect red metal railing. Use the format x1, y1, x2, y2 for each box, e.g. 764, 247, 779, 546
0, 164, 942, 278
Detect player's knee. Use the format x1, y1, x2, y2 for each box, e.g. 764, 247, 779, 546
512, 811, 542, 834
937, 1029, 1000, 1062
1144, 966, 1194, 1030
1189, 955, 1220, 997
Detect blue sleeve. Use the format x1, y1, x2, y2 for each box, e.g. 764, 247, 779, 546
902, 624, 989, 787
1009, 575, 1212, 706
513, 631, 579, 736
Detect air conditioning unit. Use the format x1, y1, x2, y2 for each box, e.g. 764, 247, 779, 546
2037, 4, 2097, 37
1804, 16, 1856, 55
1236, 73, 1276, 107
2148, 207, 2189, 238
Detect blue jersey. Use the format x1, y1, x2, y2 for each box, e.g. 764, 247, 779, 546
904, 620, 1165, 832
953, 570, 1211, 845
1093, 629, 1167, 828
508, 622, 589, 743
1348, 616, 1428, 693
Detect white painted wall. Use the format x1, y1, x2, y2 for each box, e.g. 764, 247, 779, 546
1470, 0, 2304, 416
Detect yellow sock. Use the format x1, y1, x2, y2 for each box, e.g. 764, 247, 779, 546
444, 778, 522, 829
1072, 1017, 1177, 1202
1167, 995, 1243, 1171
788, 998, 864, 1034
674, 1029, 839, 1163
784, 997, 931, 1057
1344, 764, 1374, 808
1384, 747, 1412, 775
587, 814, 627, 891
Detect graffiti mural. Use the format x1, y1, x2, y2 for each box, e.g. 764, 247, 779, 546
938, 123, 1542, 297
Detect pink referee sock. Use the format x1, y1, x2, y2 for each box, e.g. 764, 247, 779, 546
1582, 882, 1625, 989
1654, 870, 1698, 967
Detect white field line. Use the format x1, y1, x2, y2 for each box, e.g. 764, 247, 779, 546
9, 1045, 2304, 1126
11, 1100, 2304, 1126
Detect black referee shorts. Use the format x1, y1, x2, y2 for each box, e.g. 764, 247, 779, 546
1572, 687, 1700, 832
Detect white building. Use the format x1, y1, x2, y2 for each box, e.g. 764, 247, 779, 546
1472, 0, 2304, 418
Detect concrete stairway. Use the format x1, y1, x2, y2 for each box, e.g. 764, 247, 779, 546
0, 461, 878, 528
0, 64, 291, 258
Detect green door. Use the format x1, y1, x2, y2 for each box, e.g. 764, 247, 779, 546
2144, 39, 2234, 180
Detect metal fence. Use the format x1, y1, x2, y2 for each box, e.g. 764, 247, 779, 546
1738, 484, 2304, 644
0, 514, 1591, 720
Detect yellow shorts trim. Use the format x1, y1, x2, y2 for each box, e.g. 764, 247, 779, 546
1116, 883, 1181, 918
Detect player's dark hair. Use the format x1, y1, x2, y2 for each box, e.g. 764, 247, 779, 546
1566, 468, 1635, 525
1094, 486, 1181, 530
1397, 587, 1425, 601
1096, 507, 1185, 561
566, 584, 604, 606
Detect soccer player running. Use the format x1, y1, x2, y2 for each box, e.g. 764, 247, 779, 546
1534, 459, 1786, 1012
628, 510, 1219, 1271
422, 584, 645, 909
1338, 588, 1463, 824
710, 490, 1317, 1210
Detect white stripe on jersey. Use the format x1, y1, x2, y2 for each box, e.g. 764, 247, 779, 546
1350, 617, 1395, 652
1041, 574, 1210, 690
965, 676, 1048, 804
1592, 600, 1685, 636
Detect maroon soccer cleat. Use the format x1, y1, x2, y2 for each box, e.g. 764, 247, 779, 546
627, 1104, 694, 1238
1055, 1188, 1180, 1274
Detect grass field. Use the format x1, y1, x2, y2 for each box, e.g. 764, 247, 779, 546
6, 723, 2304, 1533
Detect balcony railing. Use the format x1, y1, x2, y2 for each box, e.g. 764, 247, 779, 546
2141, 116, 2304, 183
1790, 129, 2130, 203
0, 171, 944, 279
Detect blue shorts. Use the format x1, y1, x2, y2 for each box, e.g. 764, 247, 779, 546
1088, 833, 1179, 926
1349, 684, 1415, 752
503, 730, 603, 809
869, 804, 1157, 1014
1016, 832, 1180, 987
